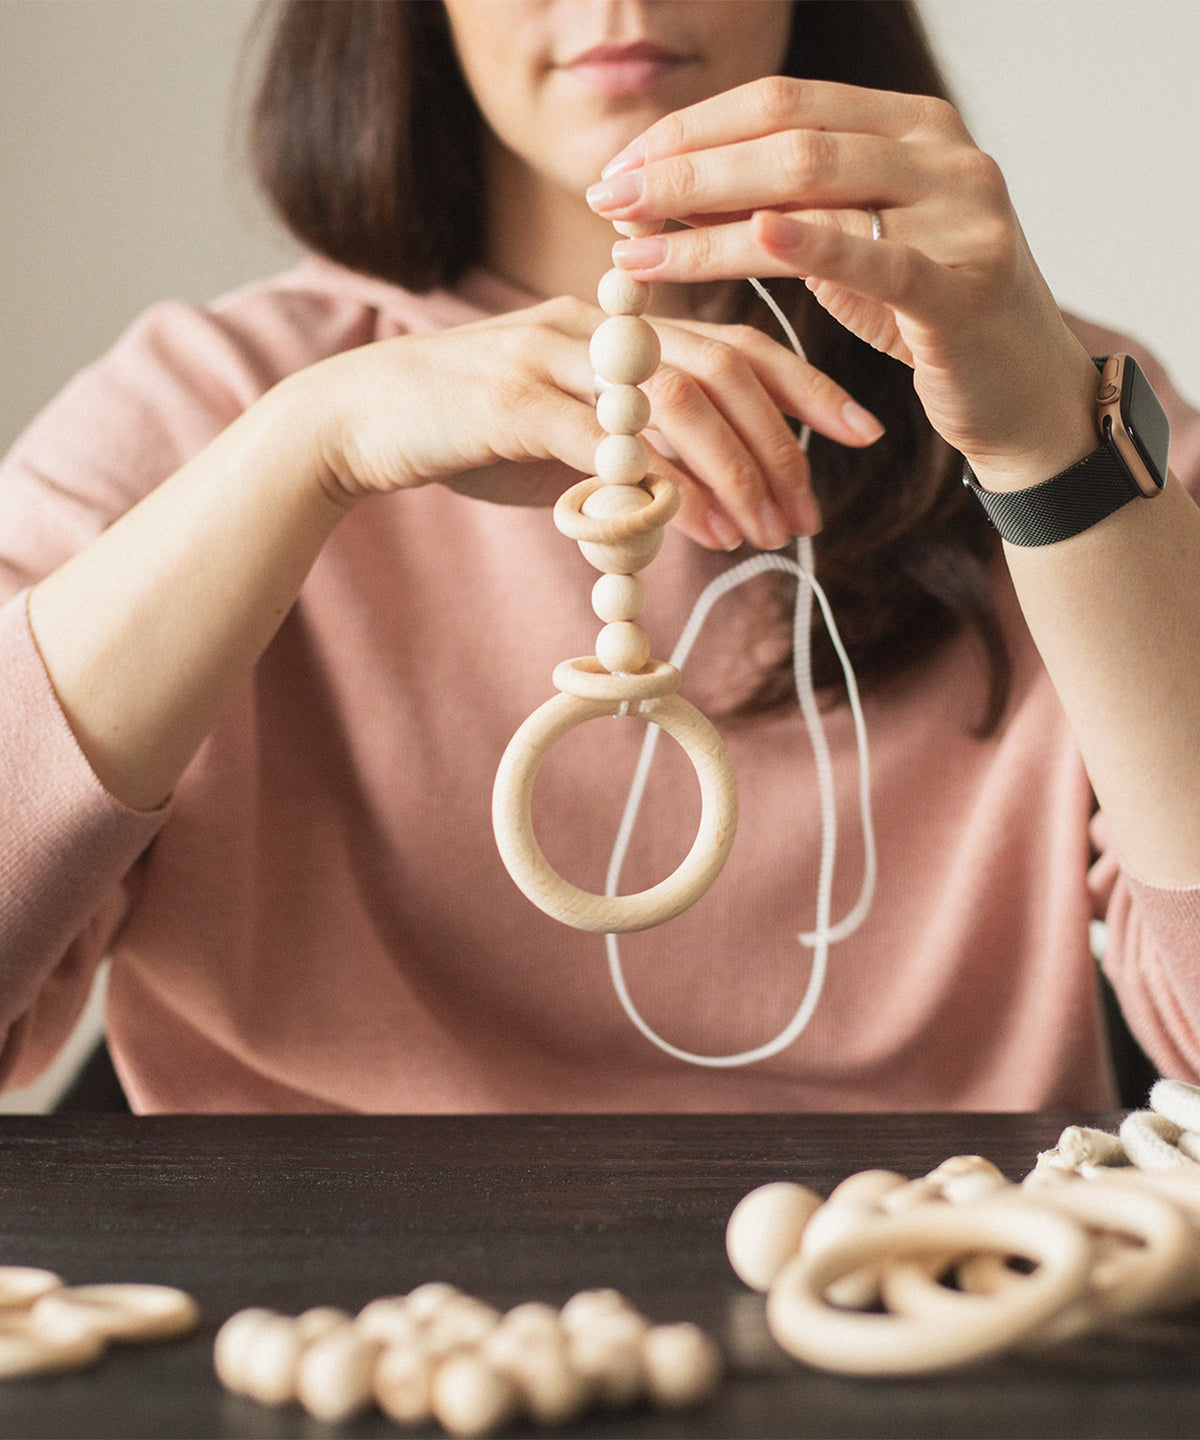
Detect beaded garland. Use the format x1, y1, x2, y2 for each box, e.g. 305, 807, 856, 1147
492, 246, 738, 934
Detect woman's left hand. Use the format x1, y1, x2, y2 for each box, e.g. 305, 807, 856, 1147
586, 77, 1098, 489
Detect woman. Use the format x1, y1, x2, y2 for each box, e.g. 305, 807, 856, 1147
2, 1, 1198, 1112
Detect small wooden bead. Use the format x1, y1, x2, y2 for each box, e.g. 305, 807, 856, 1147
591, 573, 645, 623
594, 433, 650, 486
406, 1281, 462, 1324
597, 267, 651, 316
559, 1288, 640, 1333
295, 1323, 380, 1424
566, 1325, 644, 1408
579, 529, 664, 575
641, 1322, 723, 1410
581, 483, 653, 521
375, 1344, 436, 1425
612, 219, 664, 239
726, 1182, 823, 1293
590, 315, 661, 386
596, 383, 652, 435
295, 1306, 351, 1344
356, 1296, 421, 1346
595, 621, 651, 675
236, 1312, 303, 1407
213, 1308, 276, 1394
503, 1343, 590, 1426
431, 1352, 520, 1438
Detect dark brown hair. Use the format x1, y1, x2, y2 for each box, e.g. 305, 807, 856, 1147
250, 1, 1008, 731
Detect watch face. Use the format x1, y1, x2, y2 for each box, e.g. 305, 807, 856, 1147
1121, 357, 1171, 492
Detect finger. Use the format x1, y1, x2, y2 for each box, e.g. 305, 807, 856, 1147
600, 77, 946, 180
668, 315, 885, 450
646, 337, 814, 548
589, 130, 920, 229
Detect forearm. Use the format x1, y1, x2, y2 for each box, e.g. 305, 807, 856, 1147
28, 375, 351, 812
970, 414, 1200, 888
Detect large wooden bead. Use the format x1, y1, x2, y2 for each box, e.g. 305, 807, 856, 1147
590, 316, 661, 386
591, 573, 645, 623
579, 530, 664, 575
596, 384, 652, 436
594, 433, 650, 486
581, 483, 653, 522
641, 1323, 723, 1410
595, 622, 651, 675
597, 267, 650, 316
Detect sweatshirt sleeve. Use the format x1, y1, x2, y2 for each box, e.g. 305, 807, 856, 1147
0, 276, 375, 1084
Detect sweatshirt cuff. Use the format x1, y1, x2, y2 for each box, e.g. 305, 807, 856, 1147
0, 590, 167, 981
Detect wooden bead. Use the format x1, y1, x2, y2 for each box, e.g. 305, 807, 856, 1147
594, 433, 650, 486
641, 1322, 723, 1410
581, 483, 653, 521
596, 383, 652, 435
590, 315, 661, 386
430, 1352, 520, 1438
503, 1343, 590, 1426
591, 573, 645, 623
406, 1281, 462, 1324
612, 219, 664, 239
295, 1322, 380, 1424
235, 1312, 303, 1407
375, 1344, 436, 1425
580, 529, 664, 575
595, 621, 651, 675
565, 1324, 644, 1408
597, 267, 650, 316
355, 1296, 421, 1346
213, 1308, 276, 1395
295, 1306, 351, 1344
726, 1182, 823, 1293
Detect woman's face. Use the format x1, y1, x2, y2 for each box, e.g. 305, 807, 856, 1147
441, 0, 794, 198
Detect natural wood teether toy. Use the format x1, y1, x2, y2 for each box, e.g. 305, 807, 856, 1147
492, 253, 738, 933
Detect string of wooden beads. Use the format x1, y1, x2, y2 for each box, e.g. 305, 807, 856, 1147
214, 1283, 722, 1437
493, 250, 738, 933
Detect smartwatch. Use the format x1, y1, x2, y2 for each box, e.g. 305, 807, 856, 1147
963, 355, 1170, 546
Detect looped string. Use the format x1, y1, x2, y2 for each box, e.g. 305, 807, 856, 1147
601, 277, 876, 1068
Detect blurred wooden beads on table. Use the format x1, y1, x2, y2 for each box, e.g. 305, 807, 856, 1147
214, 1281, 722, 1437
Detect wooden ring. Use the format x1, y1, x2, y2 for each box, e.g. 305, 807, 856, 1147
765, 1203, 1092, 1376
493, 692, 737, 933
0, 1312, 105, 1379
32, 1283, 199, 1344
553, 475, 679, 544
0, 1266, 62, 1309
552, 656, 681, 702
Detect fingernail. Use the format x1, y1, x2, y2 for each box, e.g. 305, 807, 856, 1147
586, 171, 643, 212
759, 501, 790, 551
785, 488, 823, 535
841, 399, 885, 444
611, 236, 668, 272
706, 509, 742, 551
601, 139, 646, 180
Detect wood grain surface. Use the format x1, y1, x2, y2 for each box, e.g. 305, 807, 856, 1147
1, 1110, 1197, 1438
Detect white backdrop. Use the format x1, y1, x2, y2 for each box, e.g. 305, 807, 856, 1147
1, 0, 1198, 457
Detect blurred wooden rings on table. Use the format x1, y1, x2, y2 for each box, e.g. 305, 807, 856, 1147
32, 1282, 200, 1344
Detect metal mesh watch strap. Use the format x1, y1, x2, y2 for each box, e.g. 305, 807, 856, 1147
962, 447, 1142, 547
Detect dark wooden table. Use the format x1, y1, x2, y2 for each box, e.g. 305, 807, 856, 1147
0, 1111, 1198, 1437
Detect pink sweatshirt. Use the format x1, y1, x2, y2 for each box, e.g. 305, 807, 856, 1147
3, 257, 1200, 1114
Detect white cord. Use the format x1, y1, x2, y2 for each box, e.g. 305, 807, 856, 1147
601, 277, 876, 1067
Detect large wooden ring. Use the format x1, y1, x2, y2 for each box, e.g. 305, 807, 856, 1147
493, 692, 737, 933
765, 1203, 1092, 1376
552, 656, 681, 703
553, 474, 680, 544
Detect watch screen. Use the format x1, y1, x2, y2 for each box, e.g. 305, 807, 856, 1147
1123, 359, 1171, 488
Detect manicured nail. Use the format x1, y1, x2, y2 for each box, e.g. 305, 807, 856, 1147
759, 501, 790, 551
586, 171, 643, 212
785, 487, 823, 536
611, 235, 668, 272
601, 139, 646, 180
841, 399, 885, 444
706, 509, 742, 551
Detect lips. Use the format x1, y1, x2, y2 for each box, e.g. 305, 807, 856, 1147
562, 40, 689, 97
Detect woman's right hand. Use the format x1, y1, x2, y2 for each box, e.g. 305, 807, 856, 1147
295, 295, 882, 553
